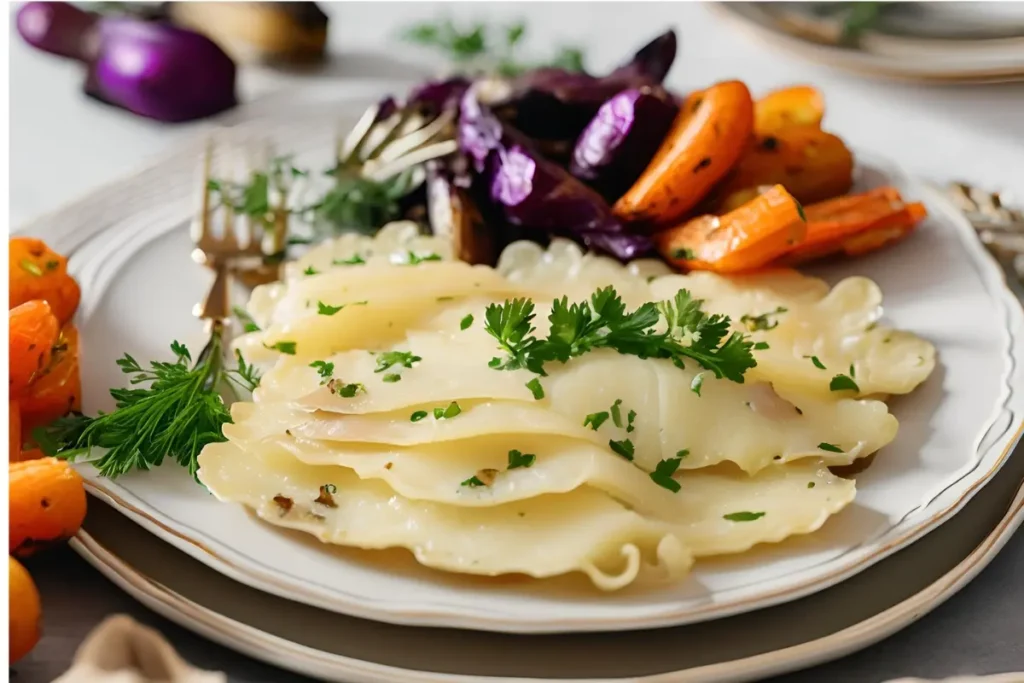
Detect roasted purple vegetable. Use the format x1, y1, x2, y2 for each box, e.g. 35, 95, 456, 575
458, 90, 653, 261
16, 2, 98, 60
493, 29, 678, 145
85, 19, 237, 122
408, 77, 471, 114
426, 158, 498, 265
570, 87, 679, 201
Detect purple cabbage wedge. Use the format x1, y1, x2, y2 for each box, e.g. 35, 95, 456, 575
408, 77, 471, 115
16, 2, 98, 60
86, 19, 237, 122
493, 29, 678, 145
458, 89, 653, 262
570, 87, 679, 202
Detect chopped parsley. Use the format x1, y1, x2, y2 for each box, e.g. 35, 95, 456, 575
460, 475, 486, 488
374, 351, 422, 374
650, 457, 682, 493
333, 254, 366, 266
690, 372, 705, 397
433, 401, 462, 420
673, 247, 696, 260
483, 287, 756, 382
327, 380, 364, 398
794, 199, 806, 222
303, 266, 319, 276
460, 314, 474, 330
404, 251, 443, 265
849, 363, 856, 378
807, 482, 816, 489
818, 442, 844, 453
676, 449, 690, 459
410, 410, 428, 422
626, 409, 636, 433
309, 360, 334, 383
723, 511, 765, 522
584, 411, 610, 431
608, 438, 634, 461
610, 399, 624, 428
263, 340, 297, 355
232, 306, 261, 333
526, 377, 544, 400
829, 374, 860, 392
806, 355, 826, 370
753, 341, 770, 350
740, 306, 787, 332
382, 373, 402, 383
507, 449, 536, 469
317, 301, 345, 316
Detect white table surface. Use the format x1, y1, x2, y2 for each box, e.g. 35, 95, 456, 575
10, 2, 1024, 228
8, 3, 1024, 682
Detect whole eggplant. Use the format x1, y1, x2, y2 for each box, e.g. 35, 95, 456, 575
457, 89, 653, 262
570, 87, 679, 202
493, 29, 678, 146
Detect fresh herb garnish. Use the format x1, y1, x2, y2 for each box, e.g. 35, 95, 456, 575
507, 449, 536, 470
676, 449, 690, 459
849, 363, 856, 378
382, 373, 402, 383
327, 380, 365, 398
673, 248, 696, 260
610, 399, 624, 428
374, 351, 422, 374
303, 266, 319, 276
334, 254, 367, 266
403, 251, 443, 265
317, 301, 345, 316
740, 306, 787, 332
433, 401, 462, 419
410, 410, 428, 422
460, 475, 486, 488
807, 482, 816, 489
650, 457, 682, 493
263, 340, 297, 355
583, 411, 610, 431
460, 314, 474, 330
526, 377, 544, 400
232, 306, 261, 333
807, 355, 826, 370
690, 372, 704, 397
36, 337, 258, 479
484, 287, 756, 382
724, 511, 766, 522
608, 438, 634, 461
753, 341, 770, 350
309, 360, 335, 383
626, 409, 636, 433
818, 442, 844, 453
829, 374, 860, 392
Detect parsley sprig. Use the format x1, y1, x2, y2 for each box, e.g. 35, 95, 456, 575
35, 334, 259, 480
484, 287, 756, 382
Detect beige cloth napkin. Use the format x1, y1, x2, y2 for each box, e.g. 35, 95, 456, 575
52, 615, 225, 683
54, 613, 1024, 683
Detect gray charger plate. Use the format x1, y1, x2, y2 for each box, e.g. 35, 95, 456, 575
72, 430, 1023, 683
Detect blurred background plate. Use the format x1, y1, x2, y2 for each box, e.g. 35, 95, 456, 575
68, 442, 1024, 683
717, 2, 1024, 83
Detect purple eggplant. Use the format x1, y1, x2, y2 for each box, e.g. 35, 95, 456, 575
85, 19, 237, 122
570, 87, 679, 201
16, 2, 98, 60
457, 90, 653, 262
493, 29, 678, 145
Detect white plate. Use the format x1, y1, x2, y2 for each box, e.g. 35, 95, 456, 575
37, 94, 1024, 633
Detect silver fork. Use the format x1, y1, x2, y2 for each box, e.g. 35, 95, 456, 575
946, 182, 1024, 284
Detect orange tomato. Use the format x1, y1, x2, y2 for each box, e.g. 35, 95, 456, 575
9, 237, 81, 324
9, 301, 61, 399
9, 557, 42, 663
21, 324, 82, 434
10, 457, 88, 557
10, 401, 23, 461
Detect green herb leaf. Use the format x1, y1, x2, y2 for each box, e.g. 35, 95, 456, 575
608, 439, 634, 461
583, 411, 610, 431
404, 251, 443, 265
829, 374, 860, 392
232, 306, 261, 333
460, 314, 474, 330
374, 351, 422, 374
753, 341, 770, 350
818, 442, 844, 453
740, 306, 788, 332
433, 401, 462, 420
672, 248, 696, 260
333, 254, 366, 266
526, 377, 544, 400
460, 475, 485, 488
410, 410, 428, 422
303, 266, 319, 276
317, 301, 345, 316
507, 449, 536, 470
690, 372, 705, 397
610, 399, 624, 428
807, 355, 826, 370
794, 199, 806, 222
382, 373, 402, 383
676, 449, 690, 459
263, 340, 297, 355
650, 456, 682, 492
723, 511, 766, 522
309, 360, 334, 383
626, 409, 637, 433
328, 381, 365, 398
807, 481, 816, 489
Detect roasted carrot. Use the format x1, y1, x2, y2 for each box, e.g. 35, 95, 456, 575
755, 85, 825, 133
9, 457, 87, 557
778, 189, 927, 265
21, 323, 82, 435
9, 301, 61, 399
706, 126, 854, 212
10, 401, 22, 461
656, 185, 808, 274
9, 237, 81, 325
613, 80, 754, 226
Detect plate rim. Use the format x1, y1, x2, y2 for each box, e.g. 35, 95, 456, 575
68, 470, 1024, 683
33, 95, 1024, 633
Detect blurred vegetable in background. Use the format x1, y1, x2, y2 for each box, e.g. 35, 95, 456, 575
16, 1, 238, 122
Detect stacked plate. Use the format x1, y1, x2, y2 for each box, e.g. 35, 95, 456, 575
32, 94, 1024, 682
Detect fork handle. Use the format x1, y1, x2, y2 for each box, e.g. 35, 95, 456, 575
198, 262, 232, 324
